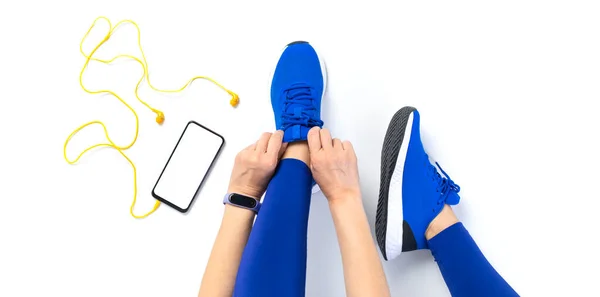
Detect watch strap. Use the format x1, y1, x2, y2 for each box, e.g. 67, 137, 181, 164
223, 193, 261, 213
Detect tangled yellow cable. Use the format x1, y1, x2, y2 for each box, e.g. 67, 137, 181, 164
64, 17, 239, 218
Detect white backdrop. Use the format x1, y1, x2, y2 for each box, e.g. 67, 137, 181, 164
1, 1, 599, 296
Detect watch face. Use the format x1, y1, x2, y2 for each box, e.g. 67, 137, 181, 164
230, 194, 257, 208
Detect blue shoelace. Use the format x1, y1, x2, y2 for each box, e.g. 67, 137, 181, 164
280, 83, 323, 130
427, 161, 461, 207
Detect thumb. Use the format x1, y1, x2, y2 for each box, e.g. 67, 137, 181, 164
307, 127, 322, 154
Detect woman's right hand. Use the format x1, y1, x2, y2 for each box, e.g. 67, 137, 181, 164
307, 127, 361, 203
227, 131, 287, 200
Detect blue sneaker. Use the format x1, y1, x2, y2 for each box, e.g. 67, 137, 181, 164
271, 41, 325, 142
376, 107, 461, 260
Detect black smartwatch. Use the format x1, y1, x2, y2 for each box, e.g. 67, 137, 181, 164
223, 193, 261, 213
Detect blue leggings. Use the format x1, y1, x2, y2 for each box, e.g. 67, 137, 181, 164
429, 223, 519, 296
233, 159, 312, 297
233, 159, 518, 297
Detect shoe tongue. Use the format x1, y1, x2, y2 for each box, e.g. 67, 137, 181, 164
282, 87, 316, 142
283, 125, 311, 142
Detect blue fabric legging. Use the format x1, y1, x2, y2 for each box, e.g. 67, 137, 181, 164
233, 159, 312, 297
233, 158, 518, 297
429, 223, 519, 296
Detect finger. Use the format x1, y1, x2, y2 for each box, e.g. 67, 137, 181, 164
266, 130, 284, 156
342, 140, 355, 153
333, 138, 343, 150
319, 128, 333, 150
255, 132, 272, 152
278, 143, 288, 159
343, 141, 357, 161
244, 143, 255, 151
307, 127, 322, 154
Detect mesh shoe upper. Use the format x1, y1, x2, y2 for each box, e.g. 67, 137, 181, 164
402, 110, 461, 250
271, 42, 324, 142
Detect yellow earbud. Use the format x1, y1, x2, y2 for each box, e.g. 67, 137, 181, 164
229, 92, 240, 107
155, 111, 165, 124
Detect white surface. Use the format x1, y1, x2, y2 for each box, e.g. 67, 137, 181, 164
153, 122, 223, 211
385, 112, 413, 260
1, 1, 599, 296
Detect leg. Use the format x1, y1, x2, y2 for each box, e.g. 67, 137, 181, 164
427, 206, 519, 297
234, 40, 324, 297
375, 106, 518, 296
233, 143, 312, 297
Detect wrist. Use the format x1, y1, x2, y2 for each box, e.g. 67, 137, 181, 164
327, 190, 362, 208
223, 204, 256, 220
227, 185, 262, 200
328, 192, 363, 210
328, 194, 369, 232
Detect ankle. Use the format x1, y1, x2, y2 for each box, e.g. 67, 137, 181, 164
282, 141, 310, 165
425, 205, 459, 240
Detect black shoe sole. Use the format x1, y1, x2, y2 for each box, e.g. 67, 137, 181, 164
376, 106, 418, 260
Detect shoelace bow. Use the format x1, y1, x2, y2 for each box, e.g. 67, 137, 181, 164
281, 83, 323, 130
428, 161, 461, 207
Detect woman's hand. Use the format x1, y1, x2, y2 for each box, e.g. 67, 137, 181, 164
307, 127, 361, 203
227, 131, 287, 199
308, 128, 389, 297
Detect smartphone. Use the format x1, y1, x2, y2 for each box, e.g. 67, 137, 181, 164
152, 121, 225, 213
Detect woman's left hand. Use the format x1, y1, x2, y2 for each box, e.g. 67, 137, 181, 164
227, 131, 287, 199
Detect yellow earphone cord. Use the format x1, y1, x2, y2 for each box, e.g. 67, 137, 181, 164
63, 17, 239, 218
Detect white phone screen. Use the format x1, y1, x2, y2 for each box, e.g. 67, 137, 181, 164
152, 122, 224, 212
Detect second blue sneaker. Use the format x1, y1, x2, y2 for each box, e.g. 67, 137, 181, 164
271, 41, 325, 142
376, 107, 461, 260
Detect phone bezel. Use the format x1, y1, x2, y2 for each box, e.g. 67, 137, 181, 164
151, 121, 225, 213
